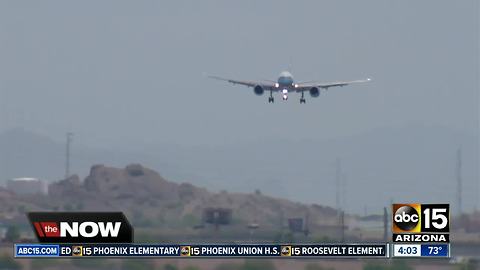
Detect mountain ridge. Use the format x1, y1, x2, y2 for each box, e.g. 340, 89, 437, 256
0, 125, 477, 214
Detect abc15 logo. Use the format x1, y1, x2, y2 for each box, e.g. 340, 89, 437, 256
392, 204, 449, 233
281, 246, 291, 256
180, 246, 190, 256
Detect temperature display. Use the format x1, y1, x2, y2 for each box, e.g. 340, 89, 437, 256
421, 244, 449, 257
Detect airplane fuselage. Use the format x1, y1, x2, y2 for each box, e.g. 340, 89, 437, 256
276, 71, 296, 100
277, 71, 294, 86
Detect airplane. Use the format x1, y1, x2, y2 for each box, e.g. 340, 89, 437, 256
209, 71, 371, 103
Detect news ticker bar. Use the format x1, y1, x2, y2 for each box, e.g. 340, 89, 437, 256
15, 244, 387, 258
13, 243, 450, 258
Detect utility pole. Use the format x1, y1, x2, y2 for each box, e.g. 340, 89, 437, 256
304, 210, 310, 237
342, 172, 347, 214
477, 164, 479, 212
340, 210, 345, 243
335, 158, 344, 242
456, 147, 462, 215
383, 207, 388, 242
65, 132, 73, 179
335, 158, 341, 215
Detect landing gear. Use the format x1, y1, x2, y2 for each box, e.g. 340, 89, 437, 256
268, 91, 274, 103
300, 91, 306, 104
281, 89, 288, 101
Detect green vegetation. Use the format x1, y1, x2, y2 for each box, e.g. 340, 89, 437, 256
0, 254, 22, 269
305, 263, 335, 270
31, 259, 63, 270
156, 213, 166, 226
214, 260, 276, 270
76, 202, 84, 210
71, 258, 111, 269
181, 214, 199, 227
5, 225, 20, 242
183, 266, 201, 270
121, 259, 154, 270
313, 235, 336, 243
135, 218, 155, 227
363, 263, 387, 270
363, 260, 412, 270
242, 260, 276, 270
215, 262, 241, 270
273, 231, 295, 243
457, 260, 478, 270
390, 260, 413, 270
164, 264, 179, 270
16, 205, 26, 213
63, 203, 73, 211
131, 210, 155, 227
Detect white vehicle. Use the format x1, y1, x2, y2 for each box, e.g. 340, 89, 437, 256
209, 71, 371, 103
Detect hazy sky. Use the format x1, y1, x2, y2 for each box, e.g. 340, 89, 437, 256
0, 0, 478, 148
0, 1, 479, 216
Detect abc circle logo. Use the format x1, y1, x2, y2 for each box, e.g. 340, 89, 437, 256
392, 204, 450, 233
180, 246, 190, 256
281, 246, 291, 256
394, 205, 419, 231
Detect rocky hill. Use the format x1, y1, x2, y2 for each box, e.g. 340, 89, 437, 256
1, 126, 477, 215
1, 164, 340, 240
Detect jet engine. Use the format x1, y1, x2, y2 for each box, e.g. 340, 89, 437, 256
309, 87, 320, 97
254, 85, 264, 95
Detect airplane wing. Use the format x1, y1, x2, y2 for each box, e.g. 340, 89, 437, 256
208, 75, 279, 91
295, 78, 371, 91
